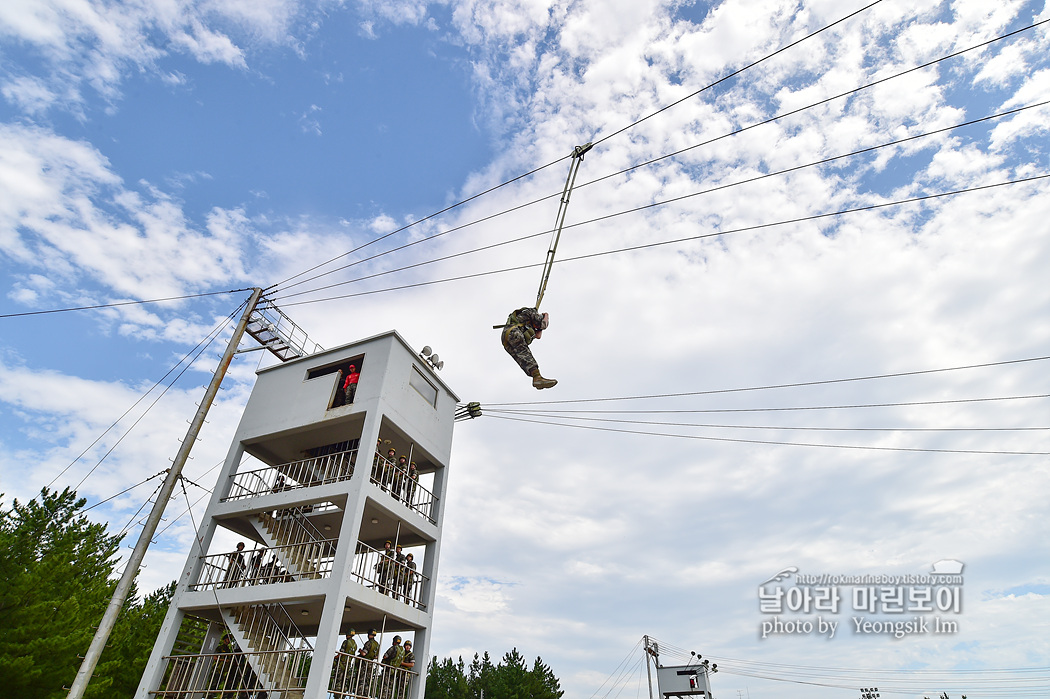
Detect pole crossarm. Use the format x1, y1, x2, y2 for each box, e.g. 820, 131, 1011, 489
535, 142, 593, 311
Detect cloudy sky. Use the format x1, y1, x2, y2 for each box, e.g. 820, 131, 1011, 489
1, 0, 1049, 697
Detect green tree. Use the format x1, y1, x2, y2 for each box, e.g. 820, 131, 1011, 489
426, 649, 563, 699
425, 656, 470, 699
0, 488, 174, 699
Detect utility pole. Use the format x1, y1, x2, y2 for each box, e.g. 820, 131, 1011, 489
67, 287, 264, 699
643, 635, 656, 699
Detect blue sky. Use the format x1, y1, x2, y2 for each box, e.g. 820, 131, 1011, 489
2, 0, 1050, 697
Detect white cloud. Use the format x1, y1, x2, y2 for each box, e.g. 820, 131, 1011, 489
0, 123, 252, 304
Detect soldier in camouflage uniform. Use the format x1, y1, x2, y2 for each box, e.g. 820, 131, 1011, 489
499, 307, 557, 389
380, 636, 405, 699
331, 629, 358, 696
398, 640, 415, 699
357, 629, 380, 697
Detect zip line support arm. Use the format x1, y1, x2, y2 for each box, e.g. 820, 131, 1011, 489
535, 141, 593, 311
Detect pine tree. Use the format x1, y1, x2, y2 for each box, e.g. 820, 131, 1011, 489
0, 488, 174, 699
427, 649, 563, 699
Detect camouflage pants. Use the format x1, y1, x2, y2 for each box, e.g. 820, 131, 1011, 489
501, 326, 537, 376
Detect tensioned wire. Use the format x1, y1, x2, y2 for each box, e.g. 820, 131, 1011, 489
273, 173, 1049, 307
485, 393, 1050, 415
480, 355, 1050, 406
267, 17, 1047, 301
485, 414, 1049, 455
270, 99, 1050, 304
264, 1, 886, 295
0, 287, 251, 319
481, 410, 1048, 433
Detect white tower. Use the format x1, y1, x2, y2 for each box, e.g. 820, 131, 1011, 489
137, 330, 458, 699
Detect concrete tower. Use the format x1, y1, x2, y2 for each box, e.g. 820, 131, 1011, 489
137, 330, 458, 699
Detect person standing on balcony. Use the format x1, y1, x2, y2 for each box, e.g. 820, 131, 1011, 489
393, 543, 406, 601
391, 456, 408, 498
399, 640, 415, 698
380, 448, 397, 490
222, 542, 246, 588
498, 307, 557, 389
331, 629, 358, 695
405, 462, 418, 506
343, 364, 361, 404
375, 541, 396, 595
380, 636, 405, 699
357, 629, 380, 697
401, 553, 417, 605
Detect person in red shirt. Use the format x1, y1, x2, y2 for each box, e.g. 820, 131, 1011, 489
343, 364, 361, 404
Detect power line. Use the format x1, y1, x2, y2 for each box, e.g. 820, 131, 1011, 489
270, 100, 1049, 304
274, 173, 1049, 307
46, 302, 243, 493
82, 470, 169, 513
485, 414, 1050, 455
267, 1, 886, 296
0, 288, 250, 319
483, 355, 1050, 406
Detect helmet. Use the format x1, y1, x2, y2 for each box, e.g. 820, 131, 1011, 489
393, 635, 402, 643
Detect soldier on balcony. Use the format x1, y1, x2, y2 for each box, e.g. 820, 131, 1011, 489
357, 629, 380, 697
331, 628, 358, 695
380, 636, 405, 699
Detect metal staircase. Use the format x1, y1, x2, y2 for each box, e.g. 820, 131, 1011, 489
245, 299, 324, 362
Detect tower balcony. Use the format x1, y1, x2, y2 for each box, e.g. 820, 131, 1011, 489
330, 653, 418, 699
369, 451, 437, 524
223, 447, 358, 502
191, 538, 339, 591
351, 541, 429, 611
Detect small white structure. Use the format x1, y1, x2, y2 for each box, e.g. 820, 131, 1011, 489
137, 330, 458, 699
656, 665, 715, 698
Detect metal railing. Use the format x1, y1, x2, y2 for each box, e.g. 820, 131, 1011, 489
152, 648, 311, 697
247, 298, 324, 361
330, 653, 417, 699
230, 603, 313, 656
224, 448, 358, 502
350, 542, 428, 610
262, 503, 335, 549
369, 452, 437, 524
192, 538, 338, 590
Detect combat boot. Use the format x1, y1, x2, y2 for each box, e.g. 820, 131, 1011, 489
532, 373, 558, 389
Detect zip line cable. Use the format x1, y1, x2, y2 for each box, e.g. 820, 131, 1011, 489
591, 0, 884, 148
486, 414, 1050, 455
44, 300, 247, 491
480, 350, 1050, 405
481, 409, 1049, 433
269, 99, 1049, 304
0, 287, 251, 319
490, 392, 1050, 414
268, 13, 1042, 301
574, 19, 1050, 193
274, 173, 1049, 307
266, 1, 885, 296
